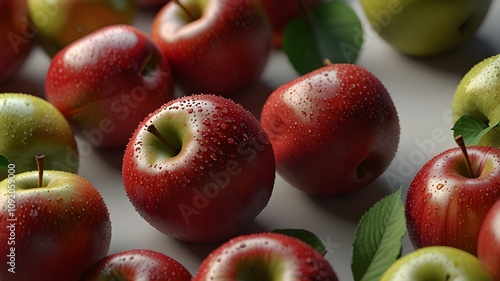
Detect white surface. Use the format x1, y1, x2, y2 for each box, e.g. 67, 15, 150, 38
2, 1, 500, 280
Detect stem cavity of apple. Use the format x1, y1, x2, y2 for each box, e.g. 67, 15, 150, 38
455, 135, 476, 178
147, 124, 181, 156
35, 154, 46, 188
174, 0, 197, 22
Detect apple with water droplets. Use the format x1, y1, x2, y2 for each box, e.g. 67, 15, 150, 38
45, 24, 175, 149
405, 137, 500, 255
150, 0, 273, 97
0, 155, 111, 281
78, 249, 192, 280
260, 62, 400, 196
478, 198, 500, 280
122, 94, 275, 243
192, 232, 339, 280
0, 93, 79, 181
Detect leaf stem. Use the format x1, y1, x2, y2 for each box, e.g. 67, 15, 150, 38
35, 155, 45, 188
147, 124, 180, 155
455, 135, 476, 178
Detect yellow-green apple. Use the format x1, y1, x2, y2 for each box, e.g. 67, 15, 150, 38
27, 0, 137, 57
0, 155, 111, 281
360, 0, 492, 56
452, 54, 500, 147
150, 0, 273, 97
45, 25, 175, 149
259, 0, 322, 48
0, 0, 35, 83
122, 94, 275, 243
192, 232, 338, 280
478, 199, 500, 280
405, 139, 500, 255
0, 93, 79, 181
260, 63, 400, 196
380, 246, 492, 281
78, 249, 192, 280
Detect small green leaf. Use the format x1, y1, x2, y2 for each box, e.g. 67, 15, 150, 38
451, 115, 500, 146
273, 228, 326, 255
0, 154, 10, 170
351, 187, 406, 281
282, 0, 363, 75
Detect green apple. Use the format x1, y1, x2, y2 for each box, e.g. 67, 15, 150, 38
360, 0, 492, 56
0, 93, 79, 181
381, 246, 492, 281
452, 54, 500, 147
27, 0, 137, 57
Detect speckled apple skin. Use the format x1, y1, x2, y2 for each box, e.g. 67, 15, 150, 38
406, 146, 500, 255
122, 94, 275, 243
0, 171, 112, 281
260, 63, 400, 196
193, 232, 338, 281
45, 25, 174, 149
79, 249, 192, 280
452, 54, 500, 148
478, 199, 500, 281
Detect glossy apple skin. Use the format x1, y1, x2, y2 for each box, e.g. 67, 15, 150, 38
478, 199, 500, 280
193, 232, 338, 281
360, 0, 491, 56
0, 0, 35, 83
452, 54, 500, 147
45, 25, 175, 149
260, 63, 400, 196
259, 0, 322, 47
78, 249, 192, 281
380, 246, 492, 281
0, 170, 112, 281
0, 93, 79, 181
122, 94, 275, 243
405, 146, 500, 255
27, 0, 137, 57
151, 0, 273, 97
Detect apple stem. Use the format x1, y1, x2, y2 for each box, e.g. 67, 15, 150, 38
147, 124, 180, 156
174, 0, 196, 21
455, 135, 476, 178
35, 154, 45, 188
323, 58, 332, 66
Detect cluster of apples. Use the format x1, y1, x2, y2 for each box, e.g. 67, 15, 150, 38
2, 0, 500, 280
0, 0, 403, 280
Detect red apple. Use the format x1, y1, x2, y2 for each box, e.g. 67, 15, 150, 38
0, 0, 35, 83
260, 63, 400, 196
151, 0, 273, 97
405, 140, 500, 255
122, 94, 275, 243
259, 0, 323, 48
192, 232, 338, 280
0, 156, 111, 281
477, 199, 500, 280
78, 249, 192, 280
45, 24, 175, 149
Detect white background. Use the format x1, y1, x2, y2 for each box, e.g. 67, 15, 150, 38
2, 0, 500, 280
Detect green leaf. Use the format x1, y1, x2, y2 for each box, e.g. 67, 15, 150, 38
351, 187, 406, 281
0, 154, 10, 170
273, 228, 326, 255
451, 115, 500, 146
282, 0, 363, 75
